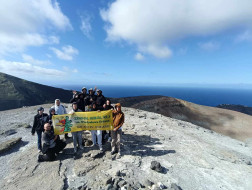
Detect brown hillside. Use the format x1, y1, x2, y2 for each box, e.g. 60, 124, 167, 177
114, 96, 252, 141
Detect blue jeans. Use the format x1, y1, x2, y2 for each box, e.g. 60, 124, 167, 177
36, 131, 42, 150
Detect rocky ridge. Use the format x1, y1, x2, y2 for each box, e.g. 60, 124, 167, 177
0, 104, 251, 190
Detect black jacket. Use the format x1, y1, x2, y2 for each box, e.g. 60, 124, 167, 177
104, 105, 114, 110
32, 113, 49, 133
87, 93, 97, 106
96, 94, 106, 110
42, 130, 55, 154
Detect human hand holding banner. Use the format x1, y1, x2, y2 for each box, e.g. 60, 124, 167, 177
52, 110, 113, 135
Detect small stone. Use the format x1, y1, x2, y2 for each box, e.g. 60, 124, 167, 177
150, 161, 163, 172
24, 124, 32, 128
120, 186, 127, 190
171, 183, 183, 190
115, 170, 120, 176
145, 179, 153, 187
105, 177, 113, 185
151, 185, 160, 190
118, 180, 127, 187
157, 182, 166, 189
4, 129, 16, 136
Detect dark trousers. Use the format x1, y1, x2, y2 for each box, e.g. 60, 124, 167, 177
39, 140, 66, 162
36, 130, 42, 150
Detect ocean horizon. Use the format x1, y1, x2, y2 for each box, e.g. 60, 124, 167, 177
58, 85, 252, 107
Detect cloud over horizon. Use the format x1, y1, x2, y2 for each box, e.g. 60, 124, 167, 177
0, 60, 66, 78
101, 0, 252, 58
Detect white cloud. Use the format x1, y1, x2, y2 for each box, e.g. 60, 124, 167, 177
0, 0, 71, 55
80, 14, 92, 39
50, 45, 79, 61
139, 45, 172, 58
198, 41, 220, 51
235, 30, 252, 42
0, 60, 66, 77
22, 54, 51, 65
134, 52, 145, 61
101, 0, 252, 58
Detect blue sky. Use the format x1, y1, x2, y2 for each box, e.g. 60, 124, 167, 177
0, 0, 252, 88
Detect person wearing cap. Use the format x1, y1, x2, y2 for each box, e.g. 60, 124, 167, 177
69, 102, 84, 156
87, 88, 97, 106
96, 89, 106, 110
32, 107, 49, 152
111, 103, 124, 156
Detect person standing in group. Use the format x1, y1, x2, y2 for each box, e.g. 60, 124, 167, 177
103, 99, 114, 142
69, 102, 84, 157
31, 107, 49, 152
90, 102, 103, 151
103, 99, 114, 111
87, 88, 97, 106
51, 99, 69, 139
111, 103, 124, 157
96, 89, 106, 110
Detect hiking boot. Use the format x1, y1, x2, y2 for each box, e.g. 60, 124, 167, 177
111, 150, 116, 155
37, 155, 42, 162
99, 145, 103, 151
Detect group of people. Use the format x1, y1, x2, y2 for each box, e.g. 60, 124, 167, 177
31, 87, 124, 162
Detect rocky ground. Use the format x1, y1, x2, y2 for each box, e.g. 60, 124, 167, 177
0, 103, 252, 190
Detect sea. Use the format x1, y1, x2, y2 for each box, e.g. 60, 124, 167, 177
58, 85, 252, 107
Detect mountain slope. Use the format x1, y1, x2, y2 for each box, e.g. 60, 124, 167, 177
0, 72, 72, 111
0, 104, 251, 190
217, 104, 252, 116
113, 96, 252, 141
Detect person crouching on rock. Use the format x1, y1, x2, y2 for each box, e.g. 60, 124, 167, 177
32, 107, 49, 153
38, 123, 66, 162
69, 102, 84, 155
111, 103, 124, 157
90, 102, 103, 151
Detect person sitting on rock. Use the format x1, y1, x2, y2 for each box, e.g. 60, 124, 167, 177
111, 103, 124, 157
90, 102, 103, 151
69, 102, 84, 155
32, 107, 49, 153
38, 123, 66, 162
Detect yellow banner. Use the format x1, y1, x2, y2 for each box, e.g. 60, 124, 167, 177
52, 110, 113, 135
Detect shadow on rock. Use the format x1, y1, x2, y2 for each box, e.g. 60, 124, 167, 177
122, 133, 176, 157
